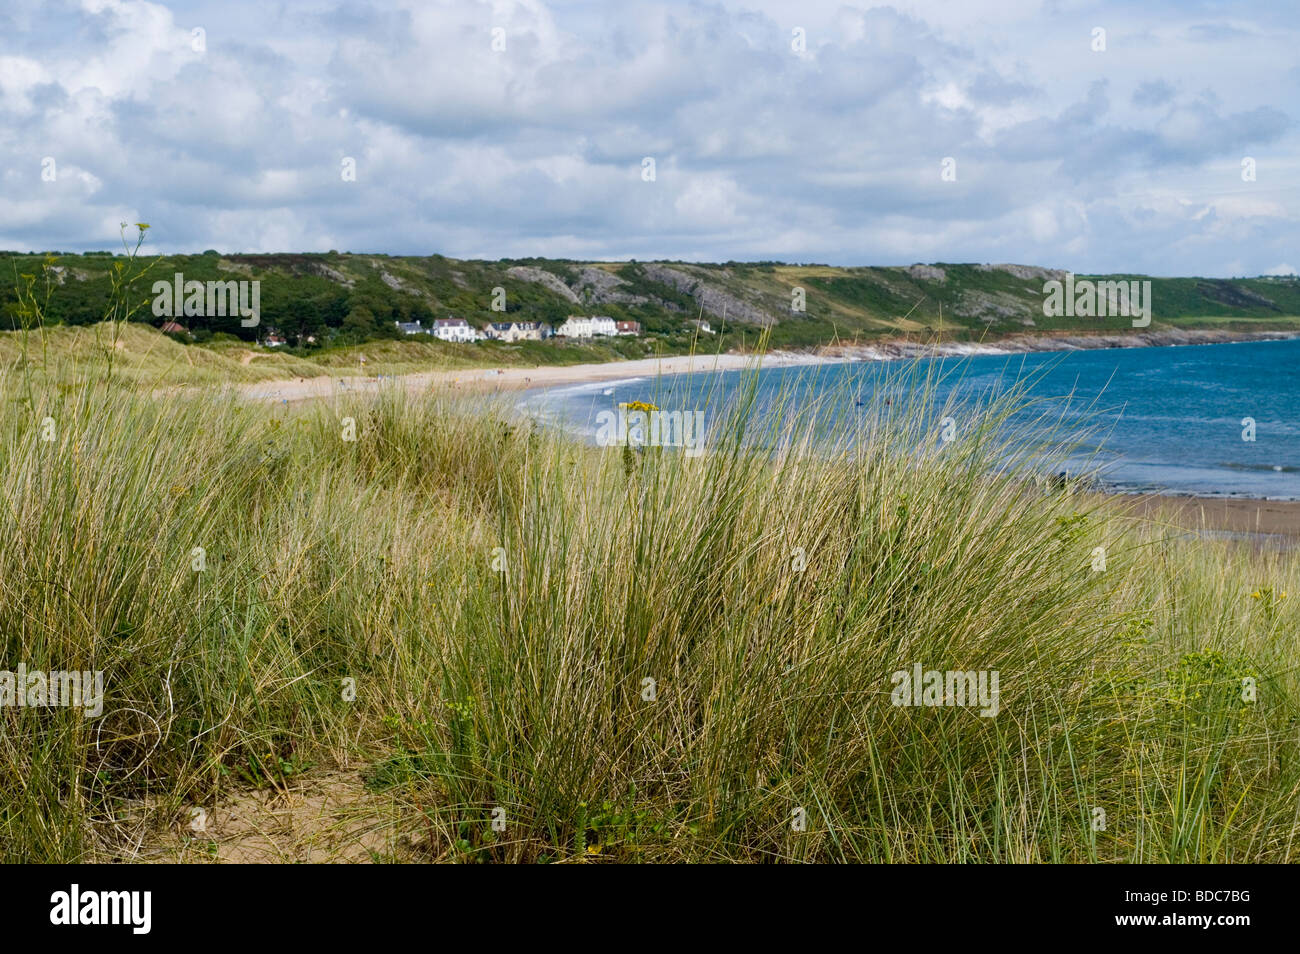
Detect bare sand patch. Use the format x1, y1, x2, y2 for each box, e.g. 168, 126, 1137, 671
137, 770, 405, 864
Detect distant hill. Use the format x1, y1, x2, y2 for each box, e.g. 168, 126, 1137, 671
4, 251, 1299, 353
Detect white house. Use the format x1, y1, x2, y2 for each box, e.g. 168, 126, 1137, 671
556, 315, 618, 338
483, 321, 552, 342
432, 317, 479, 342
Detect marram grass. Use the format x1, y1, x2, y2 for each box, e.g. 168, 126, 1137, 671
0, 357, 1297, 863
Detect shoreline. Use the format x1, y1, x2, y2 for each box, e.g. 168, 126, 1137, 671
230, 330, 1300, 535
822, 326, 1300, 361
238, 327, 1300, 403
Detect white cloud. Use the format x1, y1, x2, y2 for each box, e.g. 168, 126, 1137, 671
0, 0, 1294, 277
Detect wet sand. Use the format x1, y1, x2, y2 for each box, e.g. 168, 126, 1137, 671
1121, 494, 1300, 540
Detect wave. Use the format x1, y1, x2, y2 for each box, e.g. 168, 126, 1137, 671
1216, 462, 1299, 473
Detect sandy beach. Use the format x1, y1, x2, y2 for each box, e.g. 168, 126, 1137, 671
236, 350, 825, 403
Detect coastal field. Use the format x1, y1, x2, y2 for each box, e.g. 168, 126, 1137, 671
2, 316, 1299, 863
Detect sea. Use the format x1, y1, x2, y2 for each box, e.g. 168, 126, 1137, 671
516, 337, 1300, 500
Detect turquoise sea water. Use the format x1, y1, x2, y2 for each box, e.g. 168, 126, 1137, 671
518, 337, 1300, 500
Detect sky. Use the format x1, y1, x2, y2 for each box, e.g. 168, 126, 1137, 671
0, 0, 1296, 276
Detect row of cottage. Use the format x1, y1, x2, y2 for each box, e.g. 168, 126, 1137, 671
396, 316, 642, 343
